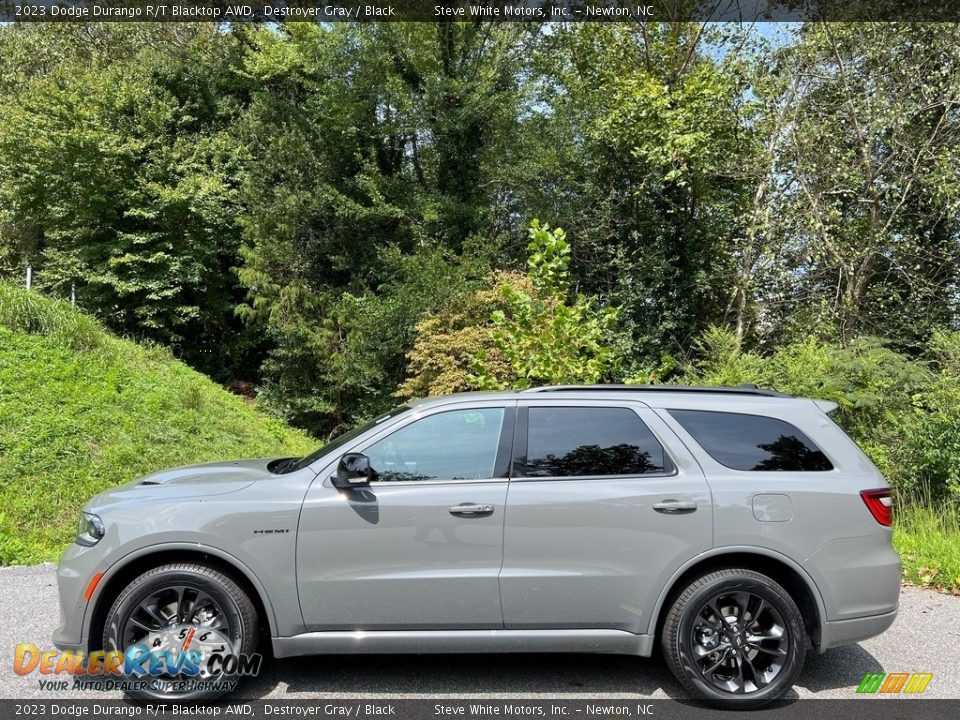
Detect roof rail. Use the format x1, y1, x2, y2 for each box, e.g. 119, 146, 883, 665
520, 383, 791, 398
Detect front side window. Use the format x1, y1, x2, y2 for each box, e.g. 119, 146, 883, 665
365, 408, 505, 482
668, 409, 833, 472
523, 406, 673, 478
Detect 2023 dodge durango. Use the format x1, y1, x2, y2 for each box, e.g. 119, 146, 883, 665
54, 385, 901, 707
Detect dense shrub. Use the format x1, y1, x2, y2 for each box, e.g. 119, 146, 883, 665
401, 221, 621, 395
471, 221, 620, 390
897, 331, 960, 499
397, 271, 528, 400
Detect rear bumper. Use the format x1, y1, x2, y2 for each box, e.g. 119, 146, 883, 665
819, 608, 897, 652
803, 530, 901, 620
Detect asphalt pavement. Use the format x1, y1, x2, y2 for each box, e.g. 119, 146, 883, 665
1, 564, 957, 700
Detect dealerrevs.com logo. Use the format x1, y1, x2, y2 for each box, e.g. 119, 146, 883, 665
14, 625, 262, 693
856, 672, 933, 695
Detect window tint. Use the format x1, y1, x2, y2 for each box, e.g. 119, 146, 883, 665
668, 410, 833, 472
365, 408, 505, 482
524, 407, 672, 477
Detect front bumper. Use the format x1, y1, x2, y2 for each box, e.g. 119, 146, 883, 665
52, 541, 105, 653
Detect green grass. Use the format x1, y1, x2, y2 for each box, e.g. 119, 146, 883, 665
894, 502, 960, 595
0, 283, 316, 564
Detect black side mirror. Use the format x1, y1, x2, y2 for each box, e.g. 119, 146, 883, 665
332, 453, 374, 488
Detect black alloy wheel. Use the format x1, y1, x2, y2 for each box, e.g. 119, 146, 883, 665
102, 563, 258, 701
661, 568, 807, 708
688, 589, 790, 693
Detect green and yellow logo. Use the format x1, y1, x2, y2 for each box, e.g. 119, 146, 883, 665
857, 672, 933, 694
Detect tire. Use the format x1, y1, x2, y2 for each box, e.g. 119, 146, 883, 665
102, 563, 258, 701
661, 568, 806, 708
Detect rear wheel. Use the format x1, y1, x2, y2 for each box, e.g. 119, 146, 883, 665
661, 568, 806, 708
102, 563, 258, 701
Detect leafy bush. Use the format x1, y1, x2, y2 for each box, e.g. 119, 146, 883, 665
896, 331, 960, 499
472, 220, 620, 389
400, 221, 621, 395
397, 271, 528, 400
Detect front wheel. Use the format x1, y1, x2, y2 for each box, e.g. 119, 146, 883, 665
102, 563, 259, 701
661, 568, 806, 708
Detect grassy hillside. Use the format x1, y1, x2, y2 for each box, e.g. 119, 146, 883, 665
0, 283, 316, 564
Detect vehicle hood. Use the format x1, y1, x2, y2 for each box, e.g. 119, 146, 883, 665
134, 458, 280, 488
86, 459, 283, 512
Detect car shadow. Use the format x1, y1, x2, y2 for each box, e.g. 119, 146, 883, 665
795, 643, 885, 694
237, 643, 885, 700
240, 653, 678, 698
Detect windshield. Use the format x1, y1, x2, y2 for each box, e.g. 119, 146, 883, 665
278, 406, 411, 474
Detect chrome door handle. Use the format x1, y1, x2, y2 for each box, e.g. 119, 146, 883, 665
449, 503, 494, 517
653, 500, 698, 514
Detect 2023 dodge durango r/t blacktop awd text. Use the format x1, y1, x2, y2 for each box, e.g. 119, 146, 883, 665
54, 385, 901, 707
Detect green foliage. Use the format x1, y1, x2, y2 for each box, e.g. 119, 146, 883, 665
240, 241, 492, 433
521, 24, 758, 362
896, 331, 960, 499
0, 283, 314, 564
894, 502, 960, 593
766, 24, 960, 346
232, 24, 531, 434
0, 25, 257, 380
473, 221, 620, 389
4, 22, 960, 436
680, 327, 928, 439
397, 271, 528, 400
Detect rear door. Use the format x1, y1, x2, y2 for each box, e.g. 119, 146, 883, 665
499, 400, 712, 633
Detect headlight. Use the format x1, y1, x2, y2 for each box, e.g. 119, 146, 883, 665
76, 512, 105, 547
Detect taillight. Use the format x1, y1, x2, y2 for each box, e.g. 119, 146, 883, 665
861, 488, 893, 526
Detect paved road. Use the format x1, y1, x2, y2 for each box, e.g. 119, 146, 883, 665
1, 564, 957, 700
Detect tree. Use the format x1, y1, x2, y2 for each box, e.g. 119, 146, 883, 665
0, 24, 255, 379
519, 24, 759, 366
234, 23, 534, 433
767, 23, 960, 346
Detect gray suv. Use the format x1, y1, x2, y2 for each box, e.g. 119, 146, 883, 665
54, 385, 901, 707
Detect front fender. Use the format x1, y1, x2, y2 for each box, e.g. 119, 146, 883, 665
58, 471, 317, 652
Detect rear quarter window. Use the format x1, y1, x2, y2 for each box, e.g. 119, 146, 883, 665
668, 409, 833, 472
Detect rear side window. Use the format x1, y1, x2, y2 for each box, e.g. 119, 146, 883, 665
668, 410, 833, 472
523, 407, 673, 477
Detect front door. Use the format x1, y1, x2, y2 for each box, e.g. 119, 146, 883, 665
297, 402, 514, 631
499, 401, 712, 633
